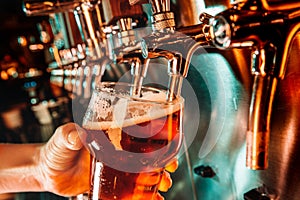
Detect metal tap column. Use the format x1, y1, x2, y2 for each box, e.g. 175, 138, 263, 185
130, 0, 212, 102
209, 0, 300, 170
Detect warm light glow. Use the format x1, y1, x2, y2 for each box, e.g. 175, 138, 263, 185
29, 44, 44, 51
6, 67, 18, 78
25, 68, 43, 78
43, 1, 54, 7
18, 36, 27, 46
1, 71, 9, 80
51, 69, 64, 76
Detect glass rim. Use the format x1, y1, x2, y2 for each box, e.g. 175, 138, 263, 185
95, 81, 184, 105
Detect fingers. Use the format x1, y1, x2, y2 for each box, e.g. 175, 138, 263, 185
41, 123, 85, 172
157, 158, 178, 192
158, 171, 172, 192
133, 169, 170, 199
155, 193, 165, 200
134, 158, 178, 195
165, 158, 179, 173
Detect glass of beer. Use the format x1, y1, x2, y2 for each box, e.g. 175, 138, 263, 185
81, 81, 184, 200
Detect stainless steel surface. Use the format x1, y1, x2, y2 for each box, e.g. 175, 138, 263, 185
162, 0, 300, 198
163, 32, 300, 200
209, 0, 300, 169
34, 0, 300, 199
164, 47, 252, 200
172, 0, 232, 27
4, 0, 300, 199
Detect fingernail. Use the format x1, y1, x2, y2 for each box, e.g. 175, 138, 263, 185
67, 130, 82, 150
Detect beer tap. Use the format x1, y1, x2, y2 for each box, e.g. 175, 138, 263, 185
75, 1, 106, 60
129, 0, 212, 101
97, 0, 152, 96
209, 0, 300, 170
112, 16, 151, 96
23, 0, 86, 66
72, 1, 111, 99
23, 0, 110, 96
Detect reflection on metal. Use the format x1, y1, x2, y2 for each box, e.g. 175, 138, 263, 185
23, 0, 81, 16
171, 0, 231, 27
164, 49, 251, 200
260, 0, 300, 11
17, 0, 300, 199
209, 0, 300, 170
244, 185, 278, 200
165, 0, 300, 199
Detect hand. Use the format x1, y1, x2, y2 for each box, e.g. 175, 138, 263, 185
159, 159, 179, 192
36, 123, 90, 196
36, 123, 178, 198
133, 159, 179, 200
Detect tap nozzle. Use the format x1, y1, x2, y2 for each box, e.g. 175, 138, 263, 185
246, 43, 277, 170
141, 28, 210, 102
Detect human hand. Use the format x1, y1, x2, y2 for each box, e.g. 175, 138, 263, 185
36, 123, 90, 196
36, 122, 178, 198
132, 159, 179, 200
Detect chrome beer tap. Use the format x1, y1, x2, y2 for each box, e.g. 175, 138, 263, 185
209, 0, 300, 170
112, 17, 151, 96
23, 0, 86, 67
75, 0, 107, 60
23, 0, 110, 97
129, 0, 181, 100
85, 0, 151, 96
72, 1, 111, 99
129, 0, 213, 101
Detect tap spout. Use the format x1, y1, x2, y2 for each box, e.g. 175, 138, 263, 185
112, 16, 151, 97
246, 43, 277, 170
141, 27, 211, 101
146, 49, 182, 101
128, 1, 212, 101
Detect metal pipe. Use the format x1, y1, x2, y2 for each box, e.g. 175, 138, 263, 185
80, 2, 103, 59
209, 0, 300, 170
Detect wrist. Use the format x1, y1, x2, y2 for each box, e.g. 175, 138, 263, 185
0, 143, 44, 193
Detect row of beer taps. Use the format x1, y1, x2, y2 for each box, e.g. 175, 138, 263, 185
23, 0, 300, 170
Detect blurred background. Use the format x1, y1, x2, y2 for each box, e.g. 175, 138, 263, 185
0, 0, 65, 145
0, 0, 49, 107
0, 1, 73, 199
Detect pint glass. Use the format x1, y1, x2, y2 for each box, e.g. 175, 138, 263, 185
81, 82, 184, 200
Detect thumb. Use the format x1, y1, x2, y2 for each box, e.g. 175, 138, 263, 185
41, 123, 85, 172
50, 123, 84, 151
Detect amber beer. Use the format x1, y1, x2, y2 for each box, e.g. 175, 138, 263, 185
82, 82, 183, 200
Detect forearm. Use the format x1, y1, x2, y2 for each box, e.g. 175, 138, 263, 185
0, 144, 44, 194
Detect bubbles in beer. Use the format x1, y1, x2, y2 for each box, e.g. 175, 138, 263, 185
82, 86, 183, 173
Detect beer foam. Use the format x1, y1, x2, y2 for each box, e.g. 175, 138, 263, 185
140, 91, 166, 102
83, 92, 182, 131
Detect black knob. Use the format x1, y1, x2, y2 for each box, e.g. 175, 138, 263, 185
244, 185, 278, 200
194, 165, 216, 178
244, 188, 270, 200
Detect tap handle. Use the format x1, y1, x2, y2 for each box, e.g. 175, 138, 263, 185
83, 66, 92, 99
128, 0, 175, 31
